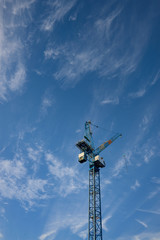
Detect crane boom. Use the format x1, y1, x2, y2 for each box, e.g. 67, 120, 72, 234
94, 133, 122, 156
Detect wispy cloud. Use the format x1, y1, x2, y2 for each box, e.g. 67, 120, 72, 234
27, 146, 43, 162
0, 0, 35, 101
139, 110, 153, 133
103, 179, 112, 185
117, 231, 160, 240
39, 230, 56, 240
76, 129, 81, 133
129, 69, 160, 99
137, 208, 160, 215
152, 177, 160, 184
39, 207, 88, 240
0, 132, 87, 209
43, 2, 152, 87
131, 180, 140, 190
0, 158, 49, 209
150, 70, 160, 85
39, 89, 55, 117
45, 152, 87, 197
12, 0, 36, 14
78, 229, 87, 239
136, 219, 148, 228
8, 63, 26, 91
143, 148, 154, 163
41, 0, 77, 31
112, 158, 125, 177
0, 233, 3, 239
52, 48, 102, 87
101, 97, 119, 105
148, 187, 160, 199
41, 96, 53, 114
102, 215, 112, 232
129, 88, 146, 99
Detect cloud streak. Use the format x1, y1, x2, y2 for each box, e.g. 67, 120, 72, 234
45, 152, 87, 197
136, 219, 148, 228
101, 97, 119, 105
39, 206, 88, 240
43, 2, 153, 87
0, 0, 36, 101
41, 0, 77, 31
0, 158, 49, 209
131, 180, 140, 191
117, 231, 160, 240
137, 208, 160, 215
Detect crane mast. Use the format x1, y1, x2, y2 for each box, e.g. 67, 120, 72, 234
76, 121, 122, 240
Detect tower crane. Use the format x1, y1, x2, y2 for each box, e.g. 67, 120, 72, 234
76, 121, 122, 240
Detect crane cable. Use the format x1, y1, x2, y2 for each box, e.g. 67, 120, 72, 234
91, 122, 117, 134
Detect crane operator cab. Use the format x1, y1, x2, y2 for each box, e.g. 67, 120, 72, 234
78, 152, 87, 163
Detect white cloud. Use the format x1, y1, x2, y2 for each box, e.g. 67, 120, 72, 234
39, 230, 56, 240
102, 215, 112, 232
43, 3, 152, 88
103, 179, 112, 185
129, 88, 146, 99
144, 148, 154, 163
78, 230, 87, 239
12, 0, 36, 15
0, 156, 49, 208
41, 0, 77, 31
131, 180, 140, 190
148, 187, 160, 199
44, 48, 55, 59
69, 14, 77, 21
8, 63, 26, 91
76, 129, 81, 133
152, 177, 160, 184
41, 97, 53, 113
53, 48, 102, 87
39, 208, 88, 240
27, 146, 43, 162
101, 97, 119, 105
112, 158, 125, 177
129, 70, 160, 99
0, 0, 35, 101
45, 152, 87, 197
133, 232, 160, 240
46, 153, 75, 179
95, 8, 122, 35
117, 231, 160, 240
0, 233, 3, 238
137, 208, 160, 215
136, 219, 148, 228
150, 70, 160, 85
139, 112, 153, 133
0, 159, 26, 180
40, 90, 54, 115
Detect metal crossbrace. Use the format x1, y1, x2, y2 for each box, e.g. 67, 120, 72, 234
88, 166, 102, 240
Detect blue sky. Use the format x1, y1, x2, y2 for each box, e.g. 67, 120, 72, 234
0, 0, 160, 239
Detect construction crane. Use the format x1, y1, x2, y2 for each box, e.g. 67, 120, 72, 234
76, 121, 122, 240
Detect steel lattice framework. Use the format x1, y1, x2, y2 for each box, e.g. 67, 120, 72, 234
76, 121, 122, 240
88, 166, 102, 240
